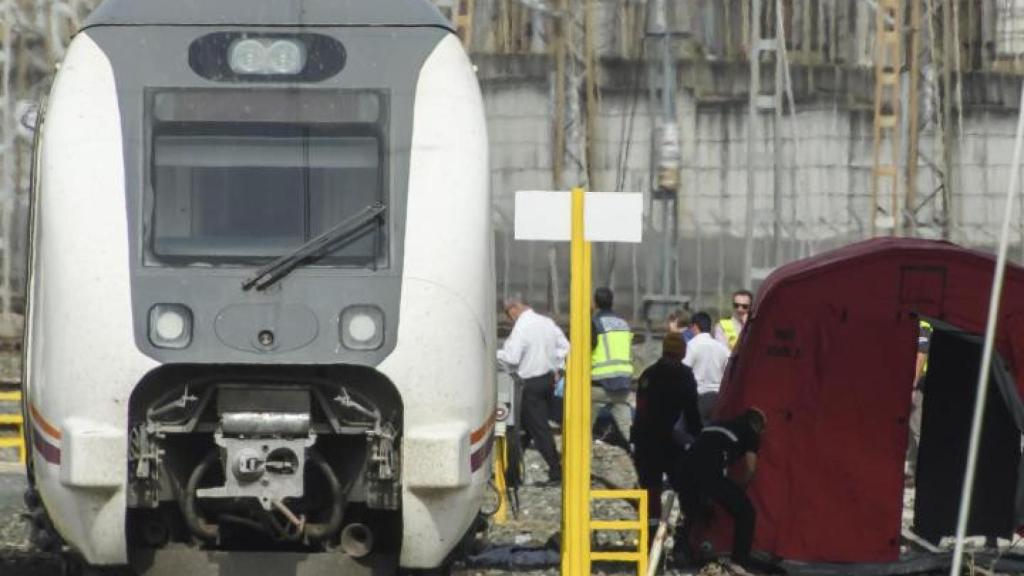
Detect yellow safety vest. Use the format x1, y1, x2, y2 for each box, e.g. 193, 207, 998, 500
919, 320, 932, 376
719, 318, 741, 350
591, 315, 633, 381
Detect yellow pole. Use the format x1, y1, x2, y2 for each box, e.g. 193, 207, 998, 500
493, 436, 509, 524
562, 186, 592, 574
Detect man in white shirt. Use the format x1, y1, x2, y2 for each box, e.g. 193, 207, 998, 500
497, 298, 569, 484
683, 311, 731, 422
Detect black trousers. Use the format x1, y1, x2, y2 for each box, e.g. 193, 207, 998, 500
678, 467, 756, 565
633, 441, 681, 520
519, 372, 562, 479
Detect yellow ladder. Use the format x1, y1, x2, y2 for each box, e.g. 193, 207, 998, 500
870, 0, 903, 236
0, 390, 25, 464
590, 488, 649, 575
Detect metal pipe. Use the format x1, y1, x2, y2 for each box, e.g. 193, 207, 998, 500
271, 499, 305, 530
906, 0, 923, 233
941, 0, 955, 239
744, 0, 763, 290
218, 513, 272, 537
340, 523, 374, 558
646, 491, 676, 576
948, 78, 1024, 576
773, 0, 784, 266
182, 451, 220, 541
304, 452, 346, 542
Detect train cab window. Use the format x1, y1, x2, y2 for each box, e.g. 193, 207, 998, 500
146, 89, 387, 267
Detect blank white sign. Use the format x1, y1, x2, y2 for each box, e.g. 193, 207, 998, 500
514, 190, 643, 243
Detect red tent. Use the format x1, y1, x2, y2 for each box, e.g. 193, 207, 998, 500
712, 237, 1024, 563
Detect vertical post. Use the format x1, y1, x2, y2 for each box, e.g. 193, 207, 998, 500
942, 0, 955, 240
745, 0, 763, 290
773, 0, 784, 266
659, 0, 676, 297
492, 436, 509, 524
906, 0, 921, 234
0, 3, 13, 315
553, 0, 567, 189
948, 77, 1024, 576
584, 0, 598, 184
562, 186, 592, 575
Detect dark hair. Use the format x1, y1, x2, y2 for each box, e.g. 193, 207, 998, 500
594, 287, 614, 310
691, 311, 712, 333
733, 289, 754, 302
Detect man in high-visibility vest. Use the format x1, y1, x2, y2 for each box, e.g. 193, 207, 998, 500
591, 287, 634, 448
714, 289, 753, 350
907, 319, 933, 479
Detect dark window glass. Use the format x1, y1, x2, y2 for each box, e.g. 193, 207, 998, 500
147, 90, 386, 267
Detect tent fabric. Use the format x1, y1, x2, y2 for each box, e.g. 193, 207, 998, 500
710, 237, 1024, 563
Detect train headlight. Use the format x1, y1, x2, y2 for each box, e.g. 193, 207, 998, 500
149, 304, 193, 349
229, 38, 306, 75
267, 40, 306, 74
228, 39, 267, 74
340, 306, 384, 351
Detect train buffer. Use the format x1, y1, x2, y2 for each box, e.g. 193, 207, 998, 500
0, 389, 25, 464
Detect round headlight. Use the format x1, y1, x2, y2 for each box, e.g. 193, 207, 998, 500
229, 39, 267, 74
340, 306, 384, 350
155, 310, 186, 342
266, 40, 306, 74
149, 304, 193, 349
347, 313, 377, 343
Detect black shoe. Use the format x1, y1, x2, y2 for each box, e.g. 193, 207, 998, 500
667, 545, 698, 569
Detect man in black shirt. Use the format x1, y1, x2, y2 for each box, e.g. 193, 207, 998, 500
632, 332, 702, 522
675, 407, 766, 571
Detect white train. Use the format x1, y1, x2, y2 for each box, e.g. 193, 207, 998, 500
21, 1, 495, 574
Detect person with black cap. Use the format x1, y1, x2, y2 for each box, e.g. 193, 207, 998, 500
674, 407, 767, 573
631, 331, 703, 524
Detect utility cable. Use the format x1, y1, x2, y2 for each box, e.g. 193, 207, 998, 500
948, 77, 1024, 576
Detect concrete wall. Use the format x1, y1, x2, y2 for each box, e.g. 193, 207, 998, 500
480, 58, 1024, 320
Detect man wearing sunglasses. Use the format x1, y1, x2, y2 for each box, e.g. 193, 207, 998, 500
715, 289, 753, 350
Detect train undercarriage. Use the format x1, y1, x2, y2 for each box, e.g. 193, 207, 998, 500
120, 365, 403, 575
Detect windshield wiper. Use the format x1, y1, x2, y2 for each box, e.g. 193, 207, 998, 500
242, 202, 387, 291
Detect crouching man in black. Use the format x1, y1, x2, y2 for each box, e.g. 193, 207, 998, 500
674, 407, 767, 573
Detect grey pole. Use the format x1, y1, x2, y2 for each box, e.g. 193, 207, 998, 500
744, 0, 762, 290
948, 78, 1024, 576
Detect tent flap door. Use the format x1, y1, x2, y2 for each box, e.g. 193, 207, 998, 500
914, 329, 1020, 543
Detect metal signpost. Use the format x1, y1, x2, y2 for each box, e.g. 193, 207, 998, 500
515, 187, 642, 574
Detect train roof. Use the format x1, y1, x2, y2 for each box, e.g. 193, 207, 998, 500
82, 0, 453, 30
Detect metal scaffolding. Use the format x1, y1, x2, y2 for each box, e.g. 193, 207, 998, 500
0, 0, 94, 337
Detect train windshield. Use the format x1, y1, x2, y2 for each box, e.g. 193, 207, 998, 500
145, 89, 387, 267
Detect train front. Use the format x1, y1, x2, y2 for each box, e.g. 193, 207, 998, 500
23, 1, 495, 574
